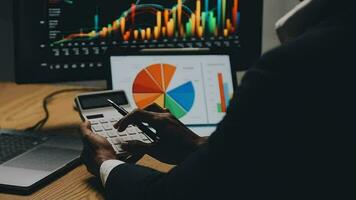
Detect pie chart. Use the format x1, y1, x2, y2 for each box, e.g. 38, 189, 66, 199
132, 63, 195, 118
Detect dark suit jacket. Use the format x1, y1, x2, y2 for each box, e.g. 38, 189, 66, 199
105, 12, 355, 200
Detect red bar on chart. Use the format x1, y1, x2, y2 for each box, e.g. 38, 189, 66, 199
218, 73, 227, 113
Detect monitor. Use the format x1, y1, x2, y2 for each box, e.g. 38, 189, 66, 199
14, 0, 262, 83
109, 54, 235, 128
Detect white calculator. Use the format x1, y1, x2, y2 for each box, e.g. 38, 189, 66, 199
75, 90, 153, 154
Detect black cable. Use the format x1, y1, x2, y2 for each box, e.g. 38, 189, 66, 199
25, 88, 99, 132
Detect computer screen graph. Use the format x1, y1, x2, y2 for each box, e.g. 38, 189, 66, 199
110, 55, 235, 125
51, 0, 241, 44
14, 0, 262, 83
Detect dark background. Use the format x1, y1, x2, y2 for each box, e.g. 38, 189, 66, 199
0, 0, 298, 82
0, 0, 14, 81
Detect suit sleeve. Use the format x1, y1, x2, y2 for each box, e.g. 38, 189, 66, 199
105, 143, 222, 200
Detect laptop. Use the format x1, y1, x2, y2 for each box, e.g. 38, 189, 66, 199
0, 129, 82, 194
108, 53, 237, 136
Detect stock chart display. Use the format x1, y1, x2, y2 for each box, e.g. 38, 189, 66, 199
49, 0, 240, 47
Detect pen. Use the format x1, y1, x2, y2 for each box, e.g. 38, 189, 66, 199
107, 99, 159, 142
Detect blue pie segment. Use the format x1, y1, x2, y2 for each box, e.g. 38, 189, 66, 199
167, 81, 195, 112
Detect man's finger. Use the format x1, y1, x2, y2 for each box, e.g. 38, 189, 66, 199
80, 121, 93, 138
80, 121, 97, 143
80, 121, 106, 149
121, 140, 152, 154
116, 109, 158, 132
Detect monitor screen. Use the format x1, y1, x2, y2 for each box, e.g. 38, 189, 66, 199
110, 55, 234, 125
51, 0, 241, 44
14, 0, 262, 83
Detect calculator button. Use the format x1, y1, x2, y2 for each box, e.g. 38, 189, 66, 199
115, 137, 123, 144
90, 120, 99, 125
118, 131, 127, 136
102, 123, 113, 131
108, 137, 120, 145
110, 118, 118, 122
126, 127, 137, 135
139, 134, 148, 140
92, 125, 103, 132
134, 126, 143, 133
131, 135, 141, 140
96, 132, 107, 137
114, 145, 124, 153
121, 136, 130, 142
107, 138, 115, 144
142, 138, 151, 143
127, 125, 135, 129
107, 130, 117, 137
100, 119, 108, 123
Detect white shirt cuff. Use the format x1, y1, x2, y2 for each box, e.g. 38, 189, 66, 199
100, 159, 125, 187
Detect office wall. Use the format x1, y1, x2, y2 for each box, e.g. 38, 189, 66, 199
0, 0, 299, 82
262, 0, 299, 52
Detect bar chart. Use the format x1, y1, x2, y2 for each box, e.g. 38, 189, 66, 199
53, 0, 240, 44
217, 73, 230, 113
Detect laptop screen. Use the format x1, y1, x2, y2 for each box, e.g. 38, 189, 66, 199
110, 55, 234, 126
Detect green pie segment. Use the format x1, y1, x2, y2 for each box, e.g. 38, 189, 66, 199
165, 94, 187, 118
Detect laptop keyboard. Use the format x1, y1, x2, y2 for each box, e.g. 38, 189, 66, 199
0, 131, 48, 164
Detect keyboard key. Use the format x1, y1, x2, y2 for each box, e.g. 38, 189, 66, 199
0, 132, 47, 164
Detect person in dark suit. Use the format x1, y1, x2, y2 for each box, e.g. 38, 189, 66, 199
80, 1, 355, 199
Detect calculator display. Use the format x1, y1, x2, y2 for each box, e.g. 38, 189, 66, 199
78, 91, 128, 109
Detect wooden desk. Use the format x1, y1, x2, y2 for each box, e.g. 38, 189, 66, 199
0, 83, 174, 200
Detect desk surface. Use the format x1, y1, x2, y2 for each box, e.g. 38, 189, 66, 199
0, 83, 174, 200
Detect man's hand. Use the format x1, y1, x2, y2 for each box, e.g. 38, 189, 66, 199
114, 103, 208, 165
80, 121, 117, 177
